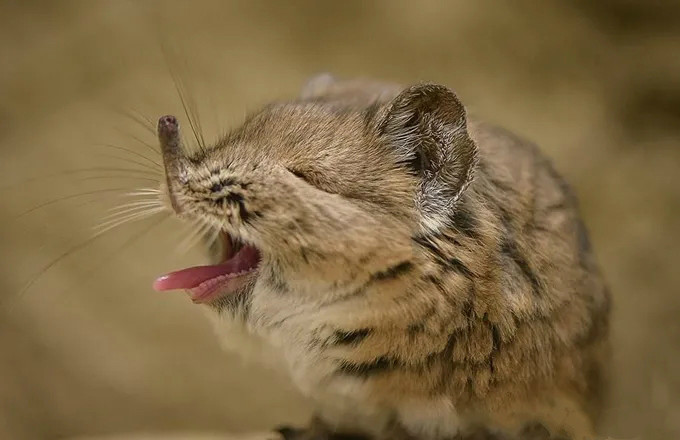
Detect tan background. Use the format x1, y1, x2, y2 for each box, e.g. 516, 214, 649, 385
1, 1, 679, 439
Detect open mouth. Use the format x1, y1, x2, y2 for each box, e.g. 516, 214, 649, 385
153, 232, 261, 304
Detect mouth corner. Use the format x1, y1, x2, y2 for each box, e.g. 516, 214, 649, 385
153, 231, 261, 304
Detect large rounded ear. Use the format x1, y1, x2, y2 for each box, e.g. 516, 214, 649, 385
378, 84, 478, 229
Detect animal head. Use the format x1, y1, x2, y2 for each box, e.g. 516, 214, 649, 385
154, 80, 478, 310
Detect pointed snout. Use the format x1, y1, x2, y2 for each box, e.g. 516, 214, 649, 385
158, 115, 183, 162
157, 115, 185, 214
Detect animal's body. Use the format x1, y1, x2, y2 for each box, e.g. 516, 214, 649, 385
153, 76, 610, 440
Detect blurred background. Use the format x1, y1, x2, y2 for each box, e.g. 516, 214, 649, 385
1, 1, 679, 439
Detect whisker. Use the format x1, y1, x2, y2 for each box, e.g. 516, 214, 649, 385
100, 205, 164, 223
176, 219, 212, 254
71, 194, 157, 211
55, 214, 171, 302
95, 143, 162, 169
104, 205, 164, 220
133, 109, 155, 127
99, 204, 159, 222
114, 127, 159, 156
162, 47, 206, 152
94, 207, 166, 233
93, 151, 162, 174
127, 131, 159, 152
76, 175, 160, 184
0, 167, 162, 191
96, 209, 166, 235
176, 83, 204, 151
124, 189, 161, 197
185, 81, 207, 151
96, 163, 159, 177
112, 107, 156, 136
206, 85, 223, 144
10, 210, 168, 303
106, 199, 163, 213
204, 224, 221, 250
185, 225, 215, 254
14, 188, 148, 219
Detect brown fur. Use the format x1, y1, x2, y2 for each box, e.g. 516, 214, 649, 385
157, 75, 610, 440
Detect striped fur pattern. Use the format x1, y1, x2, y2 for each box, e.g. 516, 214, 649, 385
161, 76, 610, 440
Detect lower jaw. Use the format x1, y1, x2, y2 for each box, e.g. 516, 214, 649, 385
189, 270, 259, 304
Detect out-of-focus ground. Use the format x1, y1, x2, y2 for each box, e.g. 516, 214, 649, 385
0, 1, 678, 439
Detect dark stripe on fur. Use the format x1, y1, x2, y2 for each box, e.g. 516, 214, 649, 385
407, 306, 437, 335
340, 261, 414, 300
265, 266, 289, 293
333, 328, 372, 345
413, 235, 448, 264
337, 356, 400, 377
448, 258, 474, 278
490, 322, 501, 373
371, 261, 413, 281
450, 205, 479, 239
278, 426, 370, 440
501, 239, 542, 296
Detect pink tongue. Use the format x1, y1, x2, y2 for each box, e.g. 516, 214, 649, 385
153, 264, 236, 291
153, 246, 259, 291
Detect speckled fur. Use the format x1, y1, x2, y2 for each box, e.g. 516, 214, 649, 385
159, 75, 610, 440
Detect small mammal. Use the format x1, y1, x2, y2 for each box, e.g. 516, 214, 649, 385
152, 75, 611, 440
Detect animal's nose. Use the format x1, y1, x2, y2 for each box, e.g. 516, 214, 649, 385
158, 115, 178, 134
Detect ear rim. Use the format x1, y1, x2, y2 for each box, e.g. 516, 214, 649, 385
378, 83, 479, 226
300, 73, 337, 99
377, 83, 469, 165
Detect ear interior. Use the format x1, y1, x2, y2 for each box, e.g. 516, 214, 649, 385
379, 84, 478, 213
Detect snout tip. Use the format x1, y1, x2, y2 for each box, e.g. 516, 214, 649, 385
158, 114, 179, 137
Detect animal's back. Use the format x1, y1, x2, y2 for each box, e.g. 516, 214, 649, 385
463, 120, 611, 435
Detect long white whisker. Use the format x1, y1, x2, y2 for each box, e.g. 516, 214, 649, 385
77, 175, 160, 184
111, 196, 163, 209
94, 207, 165, 233
71, 193, 159, 211
96, 206, 163, 223
106, 199, 163, 212
179, 222, 211, 251
122, 188, 161, 197
9, 213, 170, 305
112, 106, 157, 137
98, 204, 165, 224
46, 215, 171, 303
176, 220, 212, 254
161, 47, 206, 152
113, 127, 159, 156
15, 188, 145, 219
173, 221, 200, 254
205, 225, 221, 249
94, 211, 165, 237
93, 152, 162, 174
